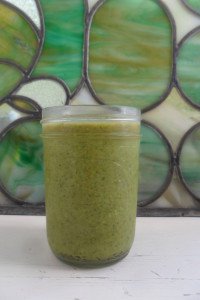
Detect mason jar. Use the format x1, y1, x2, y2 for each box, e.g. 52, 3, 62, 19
42, 105, 141, 267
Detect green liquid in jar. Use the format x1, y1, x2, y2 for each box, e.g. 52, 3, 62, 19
43, 121, 140, 266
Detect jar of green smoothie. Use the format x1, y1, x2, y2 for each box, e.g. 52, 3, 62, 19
42, 106, 141, 267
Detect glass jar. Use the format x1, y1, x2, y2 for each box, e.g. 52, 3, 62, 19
42, 105, 141, 267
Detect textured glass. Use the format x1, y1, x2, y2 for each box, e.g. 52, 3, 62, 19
0, 121, 44, 204
147, 175, 197, 209
0, 64, 22, 100
16, 79, 67, 108
0, 1, 38, 70
0, 103, 24, 132
142, 87, 200, 209
143, 88, 200, 151
138, 123, 172, 206
177, 31, 200, 107
5, 0, 41, 28
179, 125, 200, 199
165, 0, 200, 42
33, 0, 85, 93
184, 0, 200, 13
11, 97, 39, 113
72, 86, 99, 105
89, 0, 172, 110
0, 0, 199, 214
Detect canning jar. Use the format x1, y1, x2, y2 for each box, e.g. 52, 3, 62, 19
42, 105, 141, 266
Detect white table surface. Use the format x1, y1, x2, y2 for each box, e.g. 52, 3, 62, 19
0, 216, 199, 300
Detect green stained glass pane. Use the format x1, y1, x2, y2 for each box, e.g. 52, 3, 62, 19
143, 87, 200, 151
0, 1, 38, 71
177, 31, 200, 107
33, 0, 85, 92
0, 121, 44, 204
0, 64, 22, 100
179, 125, 200, 199
11, 97, 40, 113
89, 0, 172, 110
139, 123, 172, 206
183, 0, 200, 13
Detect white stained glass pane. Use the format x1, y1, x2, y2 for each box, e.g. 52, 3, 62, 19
72, 86, 98, 105
16, 79, 68, 108
88, 0, 98, 10
162, 0, 200, 42
0, 104, 25, 132
5, 0, 41, 28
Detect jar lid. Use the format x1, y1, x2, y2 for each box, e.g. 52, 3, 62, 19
42, 105, 140, 123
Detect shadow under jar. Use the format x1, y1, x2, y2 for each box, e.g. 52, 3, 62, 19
42, 106, 141, 267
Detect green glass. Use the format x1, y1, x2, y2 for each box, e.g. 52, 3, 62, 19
33, 0, 85, 93
142, 88, 200, 151
184, 0, 200, 13
179, 126, 200, 199
0, 2, 38, 70
177, 31, 200, 106
89, 0, 172, 110
0, 121, 44, 204
11, 97, 39, 113
138, 123, 172, 205
0, 64, 22, 100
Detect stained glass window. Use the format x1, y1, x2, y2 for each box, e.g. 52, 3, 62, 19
0, 0, 200, 216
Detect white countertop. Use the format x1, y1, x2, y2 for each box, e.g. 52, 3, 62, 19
0, 216, 199, 300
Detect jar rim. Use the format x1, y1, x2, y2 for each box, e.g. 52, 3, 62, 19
42, 105, 141, 123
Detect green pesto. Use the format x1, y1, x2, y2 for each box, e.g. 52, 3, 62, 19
179, 126, 200, 199
0, 64, 22, 100
138, 123, 171, 205
33, 0, 85, 92
89, 0, 172, 110
0, 2, 38, 71
43, 121, 140, 266
184, 0, 200, 12
177, 32, 200, 106
0, 121, 44, 204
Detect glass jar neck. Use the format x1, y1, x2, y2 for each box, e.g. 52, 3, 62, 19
41, 105, 141, 124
